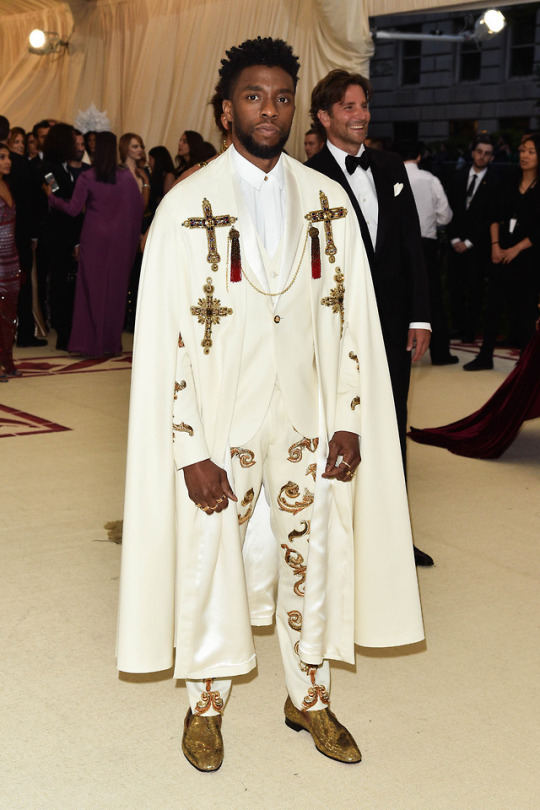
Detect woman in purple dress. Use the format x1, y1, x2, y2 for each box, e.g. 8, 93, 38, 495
0, 144, 21, 381
45, 132, 144, 356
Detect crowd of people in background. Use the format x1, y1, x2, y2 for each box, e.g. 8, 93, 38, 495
0, 104, 538, 381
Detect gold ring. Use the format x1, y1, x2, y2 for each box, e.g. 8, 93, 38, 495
342, 461, 351, 468
215, 496, 225, 504
346, 470, 353, 477
202, 505, 212, 512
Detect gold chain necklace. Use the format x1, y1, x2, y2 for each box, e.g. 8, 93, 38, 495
226, 224, 310, 296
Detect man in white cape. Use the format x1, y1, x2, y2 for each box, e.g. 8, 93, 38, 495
117, 37, 424, 772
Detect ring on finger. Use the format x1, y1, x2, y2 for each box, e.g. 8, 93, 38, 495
215, 496, 225, 505
342, 461, 351, 468
202, 505, 212, 512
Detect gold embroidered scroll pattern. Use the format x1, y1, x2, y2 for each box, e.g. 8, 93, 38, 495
305, 190, 347, 264
191, 277, 233, 355
182, 198, 237, 272
174, 380, 186, 400
238, 488, 255, 525
173, 422, 193, 436
287, 610, 302, 632
194, 678, 225, 715
178, 333, 185, 348
351, 396, 360, 410
277, 482, 314, 515
280, 543, 307, 597
230, 447, 256, 468
288, 521, 310, 544
301, 665, 330, 709
287, 437, 319, 463
349, 351, 359, 372
321, 268, 345, 337
306, 463, 317, 481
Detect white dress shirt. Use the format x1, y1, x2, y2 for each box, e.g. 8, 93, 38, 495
404, 162, 452, 240
451, 166, 488, 249
230, 145, 285, 260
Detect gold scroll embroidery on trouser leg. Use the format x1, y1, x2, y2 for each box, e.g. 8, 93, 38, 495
301, 664, 330, 709
194, 679, 225, 715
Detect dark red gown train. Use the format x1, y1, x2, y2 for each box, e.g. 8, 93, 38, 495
409, 328, 540, 458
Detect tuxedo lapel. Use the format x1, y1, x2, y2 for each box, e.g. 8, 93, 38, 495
369, 151, 393, 256
311, 146, 375, 267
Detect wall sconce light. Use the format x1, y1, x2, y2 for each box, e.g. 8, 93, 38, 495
28, 29, 70, 55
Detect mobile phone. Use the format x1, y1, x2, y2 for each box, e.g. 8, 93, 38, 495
44, 171, 60, 193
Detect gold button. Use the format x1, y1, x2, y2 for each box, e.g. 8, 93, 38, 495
264, 176, 268, 181
274, 315, 280, 323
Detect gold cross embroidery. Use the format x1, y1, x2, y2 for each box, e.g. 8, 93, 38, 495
183, 198, 237, 271
321, 268, 345, 337
190, 277, 233, 355
305, 191, 347, 263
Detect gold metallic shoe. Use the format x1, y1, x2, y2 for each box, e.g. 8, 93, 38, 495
182, 709, 224, 772
284, 696, 361, 763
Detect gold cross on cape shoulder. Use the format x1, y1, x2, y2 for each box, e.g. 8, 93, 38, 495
183, 198, 237, 271
191, 277, 233, 355
305, 191, 347, 264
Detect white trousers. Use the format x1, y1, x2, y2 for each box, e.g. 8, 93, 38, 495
187, 387, 330, 716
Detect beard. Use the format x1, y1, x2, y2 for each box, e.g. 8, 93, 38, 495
234, 123, 290, 160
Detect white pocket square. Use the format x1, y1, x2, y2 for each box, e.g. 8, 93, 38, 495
394, 183, 403, 196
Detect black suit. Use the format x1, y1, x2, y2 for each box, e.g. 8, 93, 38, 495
446, 167, 499, 340
307, 144, 430, 466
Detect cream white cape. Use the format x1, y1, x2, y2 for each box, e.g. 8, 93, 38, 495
117, 149, 424, 677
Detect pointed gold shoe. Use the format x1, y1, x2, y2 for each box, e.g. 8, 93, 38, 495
182, 709, 224, 772
284, 696, 361, 763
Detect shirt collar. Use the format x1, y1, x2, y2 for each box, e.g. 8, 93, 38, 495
469, 166, 487, 182
230, 144, 285, 191
327, 139, 366, 173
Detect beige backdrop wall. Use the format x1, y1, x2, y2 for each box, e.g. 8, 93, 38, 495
0, 0, 374, 161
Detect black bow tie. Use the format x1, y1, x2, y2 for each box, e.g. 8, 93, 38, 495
345, 151, 371, 174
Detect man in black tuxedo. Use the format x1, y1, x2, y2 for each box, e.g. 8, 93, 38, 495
306, 70, 433, 567
446, 136, 498, 345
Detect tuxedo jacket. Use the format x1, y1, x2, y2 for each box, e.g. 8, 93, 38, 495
306, 145, 430, 349
446, 166, 499, 250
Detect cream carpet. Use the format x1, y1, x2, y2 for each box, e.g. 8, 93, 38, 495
1, 337, 538, 810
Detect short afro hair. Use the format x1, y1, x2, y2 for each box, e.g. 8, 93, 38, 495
219, 36, 300, 100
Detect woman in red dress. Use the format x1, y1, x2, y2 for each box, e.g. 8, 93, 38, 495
0, 144, 21, 381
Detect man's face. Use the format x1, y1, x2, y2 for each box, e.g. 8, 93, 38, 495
36, 126, 50, 150
304, 133, 323, 159
471, 143, 494, 171
223, 64, 295, 169
317, 83, 370, 156
74, 134, 85, 161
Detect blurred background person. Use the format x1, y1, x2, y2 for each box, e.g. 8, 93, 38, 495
119, 133, 151, 332
7, 127, 25, 156
45, 131, 144, 357
464, 133, 540, 371
398, 140, 456, 366
41, 123, 84, 350
303, 128, 324, 160
175, 130, 206, 178
148, 146, 175, 216
69, 130, 90, 182
446, 136, 498, 344
0, 115, 44, 348
0, 143, 22, 379
84, 131, 97, 163
25, 132, 39, 160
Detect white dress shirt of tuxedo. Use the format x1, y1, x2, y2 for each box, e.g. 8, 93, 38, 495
404, 162, 452, 240
451, 166, 488, 249
326, 139, 430, 332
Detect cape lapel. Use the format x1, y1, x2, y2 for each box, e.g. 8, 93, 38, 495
274, 156, 306, 309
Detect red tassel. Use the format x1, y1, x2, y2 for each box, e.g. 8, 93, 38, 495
309, 226, 321, 279
229, 228, 242, 282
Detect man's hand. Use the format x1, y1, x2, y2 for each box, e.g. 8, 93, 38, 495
183, 458, 237, 515
501, 245, 520, 264
407, 328, 430, 362
322, 430, 361, 482
452, 240, 468, 253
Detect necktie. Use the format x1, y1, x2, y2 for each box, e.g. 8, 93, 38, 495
345, 151, 371, 175
466, 174, 477, 208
